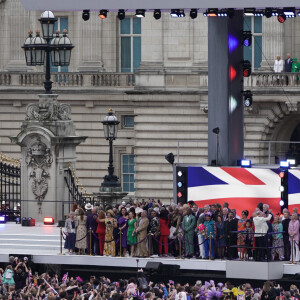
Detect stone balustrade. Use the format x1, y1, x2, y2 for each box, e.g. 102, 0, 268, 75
0, 71, 299, 89
0, 72, 135, 89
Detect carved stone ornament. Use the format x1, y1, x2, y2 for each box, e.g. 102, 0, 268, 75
25, 100, 71, 121
25, 138, 53, 202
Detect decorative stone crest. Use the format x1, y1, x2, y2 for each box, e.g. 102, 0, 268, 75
26, 138, 53, 202
25, 100, 71, 121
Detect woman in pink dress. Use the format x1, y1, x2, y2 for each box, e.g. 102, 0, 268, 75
288, 212, 300, 262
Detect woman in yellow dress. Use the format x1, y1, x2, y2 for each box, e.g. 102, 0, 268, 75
98, 209, 117, 256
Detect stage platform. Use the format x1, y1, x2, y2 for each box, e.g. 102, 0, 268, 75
0, 223, 298, 281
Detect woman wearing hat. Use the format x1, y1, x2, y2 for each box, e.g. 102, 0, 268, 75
98, 210, 117, 256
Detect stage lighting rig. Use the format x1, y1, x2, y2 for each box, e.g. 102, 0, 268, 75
99, 10, 108, 19
243, 31, 252, 47
82, 10, 90, 21
242, 60, 252, 77
170, 9, 185, 18
136, 9, 145, 18
118, 9, 125, 20
244, 8, 255, 16
190, 9, 198, 19
278, 10, 286, 23
203, 8, 218, 17
153, 9, 161, 20
283, 7, 296, 18
243, 90, 253, 107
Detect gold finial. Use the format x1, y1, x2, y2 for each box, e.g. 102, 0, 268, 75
68, 162, 72, 169
80, 185, 83, 192
36, 29, 40, 35
76, 177, 79, 185
0, 153, 2, 163
28, 30, 33, 35
72, 170, 75, 178
108, 108, 113, 113
56, 30, 60, 35
62, 29, 67, 35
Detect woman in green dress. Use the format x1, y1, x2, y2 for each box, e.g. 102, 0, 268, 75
127, 211, 137, 257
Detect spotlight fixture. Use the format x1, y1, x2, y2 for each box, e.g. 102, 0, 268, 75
244, 8, 255, 16
264, 7, 272, 18
43, 217, 54, 225
82, 10, 90, 21
278, 10, 286, 23
242, 60, 252, 77
190, 9, 198, 19
212, 127, 220, 134
203, 8, 218, 17
243, 90, 253, 107
279, 199, 285, 206
243, 31, 252, 47
240, 159, 252, 168
283, 7, 296, 18
217, 9, 228, 17
153, 9, 161, 20
254, 10, 265, 17
165, 153, 175, 165
170, 9, 185, 18
280, 161, 290, 169
136, 9, 145, 18
99, 9, 108, 19
118, 9, 125, 20
287, 158, 296, 166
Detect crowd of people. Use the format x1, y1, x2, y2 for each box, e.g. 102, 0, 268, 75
63, 200, 300, 262
0, 256, 299, 300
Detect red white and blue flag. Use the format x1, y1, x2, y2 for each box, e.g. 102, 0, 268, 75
62, 272, 68, 283
188, 167, 281, 215
288, 169, 300, 211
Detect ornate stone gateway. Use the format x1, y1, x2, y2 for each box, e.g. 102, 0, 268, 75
11, 94, 87, 222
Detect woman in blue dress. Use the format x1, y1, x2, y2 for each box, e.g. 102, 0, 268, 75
215, 214, 225, 259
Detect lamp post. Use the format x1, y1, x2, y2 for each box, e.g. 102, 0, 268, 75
22, 11, 74, 94
101, 109, 121, 188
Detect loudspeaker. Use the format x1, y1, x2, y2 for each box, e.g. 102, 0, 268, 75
21, 219, 30, 226
145, 262, 162, 274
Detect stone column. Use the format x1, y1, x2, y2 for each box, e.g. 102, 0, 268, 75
10, 94, 87, 222
260, 18, 284, 70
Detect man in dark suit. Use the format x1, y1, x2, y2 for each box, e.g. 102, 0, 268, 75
87, 207, 99, 255
285, 53, 293, 85
224, 211, 238, 260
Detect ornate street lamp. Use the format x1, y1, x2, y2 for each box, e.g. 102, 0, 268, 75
101, 109, 121, 188
22, 11, 74, 94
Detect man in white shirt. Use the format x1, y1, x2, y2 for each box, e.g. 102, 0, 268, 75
253, 210, 272, 261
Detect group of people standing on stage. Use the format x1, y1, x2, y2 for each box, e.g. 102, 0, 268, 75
64, 200, 300, 262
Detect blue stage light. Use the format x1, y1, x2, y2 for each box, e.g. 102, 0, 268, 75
228, 34, 238, 53
241, 159, 252, 168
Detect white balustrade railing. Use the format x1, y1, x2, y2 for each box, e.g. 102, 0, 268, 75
0, 71, 299, 89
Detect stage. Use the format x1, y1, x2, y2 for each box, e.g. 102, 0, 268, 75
0, 223, 299, 282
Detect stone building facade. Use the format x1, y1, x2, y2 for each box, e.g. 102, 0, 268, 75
0, 0, 300, 203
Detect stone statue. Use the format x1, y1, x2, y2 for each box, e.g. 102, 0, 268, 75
26, 138, 53, 202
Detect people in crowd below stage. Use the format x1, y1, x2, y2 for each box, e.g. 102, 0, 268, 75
182, 208, 196, 258
238, 210, 248, 260
127, 211, 137, 257
289, 212, 300, 262
272, 215, 284, 261
158, 209, 170, 257
75, 208, 87, 255
96, 211, 106, 256
118, 207, 128, 257
87, 207, 99, 255
136, 210, 149, 258
64, 211, 77, 255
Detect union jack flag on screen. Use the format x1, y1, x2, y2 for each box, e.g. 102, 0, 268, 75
288, 169, 300, 210
187, 167, 281, 215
